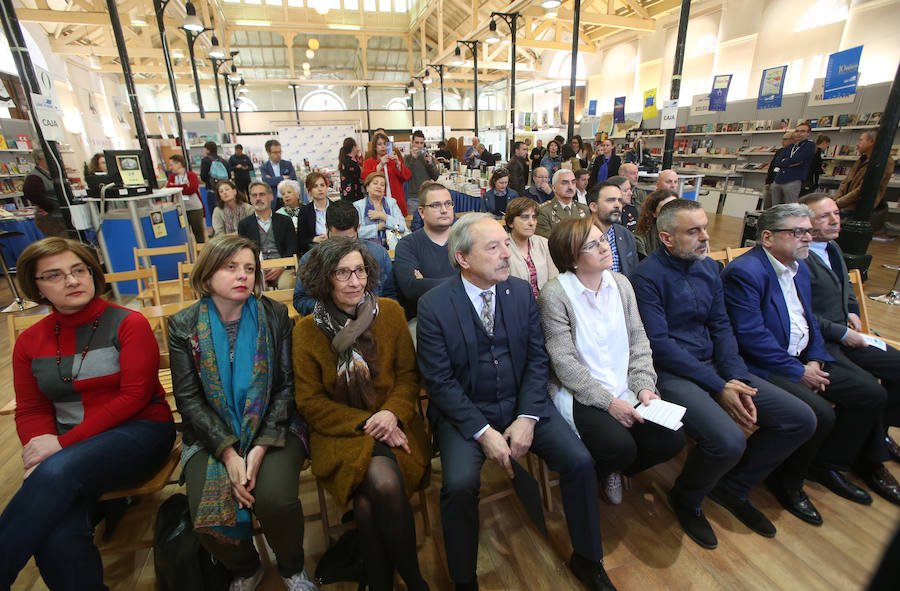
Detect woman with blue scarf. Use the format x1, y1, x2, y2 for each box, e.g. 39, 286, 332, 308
168, 235, 314, 591
354, 171, 408, 249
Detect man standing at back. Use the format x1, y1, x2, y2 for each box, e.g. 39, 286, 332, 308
508, 141, 530, 195
417, 214, 615, 591
632, 200, 816, 548
770, 122, 814, 205
228, 143, 253, 197
586, 182, 638, 276
259, 139, 297, 209
404, 130, 439, 213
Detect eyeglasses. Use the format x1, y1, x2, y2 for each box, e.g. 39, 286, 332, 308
333, 266, 369, 282
581, 234, 610, 252
36, 265, 92, 284
423, 200, 454, 211
769, 227, 814, 238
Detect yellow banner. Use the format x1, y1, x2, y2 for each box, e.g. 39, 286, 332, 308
643, 88, 658, 119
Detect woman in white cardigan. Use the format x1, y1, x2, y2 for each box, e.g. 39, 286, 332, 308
538, 216, 684, 503
354, 171, 408, 249
505, 197, 558, 299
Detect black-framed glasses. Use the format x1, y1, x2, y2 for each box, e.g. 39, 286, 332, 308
35, 265, 92, 284
769, 227, 814, 238
333, 266, 369, 282
423, 200, 454, 211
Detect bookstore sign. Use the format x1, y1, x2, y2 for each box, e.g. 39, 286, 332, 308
30, 66, 64, 143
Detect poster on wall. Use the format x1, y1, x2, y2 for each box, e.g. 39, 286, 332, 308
524, 112, 532, 131
517, 111, 525, 129
660, 100, 678, 130
613, 97, 626, 123
824, 45, 863, 100
691, 94, 711, 115
757, 65, 788, 110
709, 75, 732, 111
157, 115, 168, 140
588, 100, 597, 116
612, 113, 642, 138
277, 125, 357, 170
808, 77, 856, 106
642, 88, 658, 119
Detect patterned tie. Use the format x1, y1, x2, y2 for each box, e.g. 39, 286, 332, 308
480, 290, 494, 336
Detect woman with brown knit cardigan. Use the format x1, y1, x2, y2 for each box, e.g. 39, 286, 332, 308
293, 237, 430, 591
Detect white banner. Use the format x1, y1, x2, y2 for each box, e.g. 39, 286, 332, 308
660, 100, 678, 129
31, 66, 64, 142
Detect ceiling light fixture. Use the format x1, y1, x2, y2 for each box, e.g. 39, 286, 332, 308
545, 7, 558, 17
302, 62, 310, 70
183, 1, 205, 32
89, 55, 101, 70
486, 20, 500, 44
452, 45, 464, 66
422, 69, 432, 84
306, 49, 315, 59
541, 0, 561, 8
408, 81, 417, 94
130, 15, 149, 27
308, 38, 319, 50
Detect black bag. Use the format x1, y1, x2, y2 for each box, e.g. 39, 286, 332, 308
153, 493, 232, 591
314, 527, 365, 589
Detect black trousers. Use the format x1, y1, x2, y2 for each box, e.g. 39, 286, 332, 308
768, 354, 888, 476
839, 342, 900, 430
658, 371, 817, 507
436, 407, 602, 584
572, 399, 685, 477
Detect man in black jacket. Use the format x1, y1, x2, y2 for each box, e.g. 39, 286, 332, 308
507, 141, 530, 195
228, 143, 253, 197
237, 182, 299, 290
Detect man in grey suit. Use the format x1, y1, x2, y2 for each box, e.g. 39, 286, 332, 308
586, 181, 639, 276
801, 193, 900, 475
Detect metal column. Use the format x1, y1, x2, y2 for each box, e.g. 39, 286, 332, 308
663, 0, 692, 171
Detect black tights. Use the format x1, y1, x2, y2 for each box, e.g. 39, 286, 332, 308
353, 456, 428, 591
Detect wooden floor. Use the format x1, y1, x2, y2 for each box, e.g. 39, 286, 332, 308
1, 214, 900, 591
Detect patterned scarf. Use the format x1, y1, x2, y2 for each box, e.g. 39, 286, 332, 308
282, 205, 302, 218
193, 296, 273, 543
221, 205, 247, 234
313, 292, 380, 411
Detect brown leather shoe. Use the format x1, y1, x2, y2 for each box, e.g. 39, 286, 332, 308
862, 464, 900, 506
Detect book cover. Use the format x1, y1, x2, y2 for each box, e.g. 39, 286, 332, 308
836, 114, 849, 127
857, 113, 871, 125
818, 115, 834, 128
869, 112, 882, 126
0, 136, 8, 150
846, 114, 858, 126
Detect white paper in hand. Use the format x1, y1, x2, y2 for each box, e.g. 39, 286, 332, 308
861, 334, 888, 351
635, 399, 687, 431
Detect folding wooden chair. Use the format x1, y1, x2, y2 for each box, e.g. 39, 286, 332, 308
133, 244, 191, 302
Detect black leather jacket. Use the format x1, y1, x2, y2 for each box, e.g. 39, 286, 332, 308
168, 296, 299, 459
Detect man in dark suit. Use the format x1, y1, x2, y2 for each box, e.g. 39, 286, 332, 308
801, 193, 900, 495
722, 204, 893, 509
237, 181, 300, 290
586, 182, 638, 276
416, 214, 614, 591
258, 139, 297, 210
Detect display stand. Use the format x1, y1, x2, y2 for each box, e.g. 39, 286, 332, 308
82, 187, 191, 298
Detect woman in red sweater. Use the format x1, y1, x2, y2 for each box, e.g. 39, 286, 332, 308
362, 132, 412, 217
0, 238, 175, 589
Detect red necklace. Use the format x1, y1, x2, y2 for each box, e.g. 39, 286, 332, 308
55, 316, 102, 383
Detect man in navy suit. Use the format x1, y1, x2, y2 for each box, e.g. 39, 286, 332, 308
417, 214, 614, 591
258, 139, 297, 209
722, 204, 889, 510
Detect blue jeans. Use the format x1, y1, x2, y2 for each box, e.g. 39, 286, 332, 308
0, 419, 175, 591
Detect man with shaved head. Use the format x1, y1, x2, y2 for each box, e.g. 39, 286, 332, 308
656, 169, 679, 193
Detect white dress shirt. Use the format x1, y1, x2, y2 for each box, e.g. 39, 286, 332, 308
255, 213, 272, 232
461, 275, 538, 439
764, 249, 810, 356
558, 271, 638, 406
808, 241, 830, 268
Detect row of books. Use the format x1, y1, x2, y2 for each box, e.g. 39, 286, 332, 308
639, 113, 885, 136
0, 159, 31, 175
0, 178, 24, 193
0, 134, 33, 151
814, 113, 883, 128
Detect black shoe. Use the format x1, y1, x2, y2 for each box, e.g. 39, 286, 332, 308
810, 469, 873, 505
667, 491, 717, 549
708, 486, 776, 538
886, 436, 900, 464
861, 464, 900, 506
767, 483, 823, 526
568, 553, 618, 591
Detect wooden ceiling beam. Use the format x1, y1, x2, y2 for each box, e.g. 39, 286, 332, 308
521, 6, 655, 31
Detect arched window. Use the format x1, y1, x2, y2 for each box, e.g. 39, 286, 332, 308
385, 97, 409, 110
298, 89, 347, 111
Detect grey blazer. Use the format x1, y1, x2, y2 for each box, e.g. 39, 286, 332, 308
507, 234, 559, 294
806, 241, 859, 343
537, 272, 657, 411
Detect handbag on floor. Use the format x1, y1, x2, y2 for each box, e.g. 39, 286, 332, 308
314, 526, 365, 590
153, 493, 231, 591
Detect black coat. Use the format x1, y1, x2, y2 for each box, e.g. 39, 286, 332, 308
296, 202, 326, 254
588, 154, 622, 188
237, 212, 300, 258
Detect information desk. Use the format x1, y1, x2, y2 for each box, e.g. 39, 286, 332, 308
638, 172, 704, 200
82, 188, 192, 297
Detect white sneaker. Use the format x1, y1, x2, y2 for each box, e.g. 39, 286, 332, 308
601, 473, 623, 505
283, 569, 319, 591
229, 566, 265, 591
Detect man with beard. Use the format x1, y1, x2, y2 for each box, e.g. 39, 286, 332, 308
393, 181, 457, 322
722, 204, 890, 510
416, 214, 615, 591
799, 192, 900, 503
237, 181, 300, 289
535, 170, 590, 238
586, 182, 638, 276
632, 200, 816, 549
